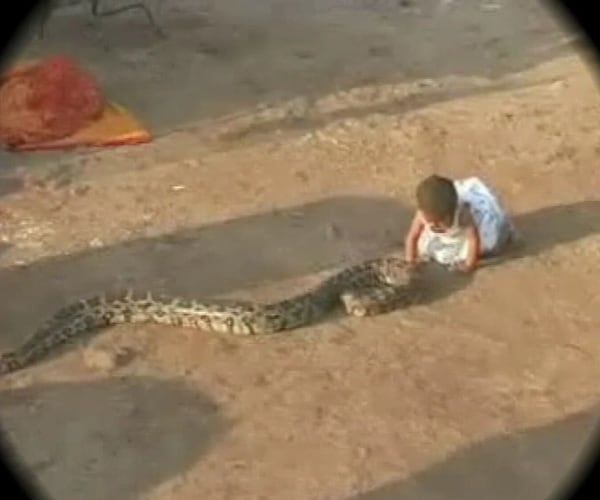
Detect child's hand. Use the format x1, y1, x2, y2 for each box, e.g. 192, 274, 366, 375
451, 260, 477, 273
404, 257, 423, 271
403, 260, 425, 283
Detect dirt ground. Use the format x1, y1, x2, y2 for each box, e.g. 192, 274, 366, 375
0, 0, 600, 499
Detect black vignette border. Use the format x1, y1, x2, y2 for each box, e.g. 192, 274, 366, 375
547, 3, 600, 500
0, 1, 598, 500
0, 0, 45, 71
0, 2, 78, 499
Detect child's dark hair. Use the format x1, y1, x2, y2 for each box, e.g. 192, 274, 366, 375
416, 174, 458, 225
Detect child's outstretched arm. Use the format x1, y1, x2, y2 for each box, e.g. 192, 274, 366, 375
459, 205, 481, 272
404, 210, 425, 265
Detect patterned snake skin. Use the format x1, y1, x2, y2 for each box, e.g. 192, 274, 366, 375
0, 256, 421, 375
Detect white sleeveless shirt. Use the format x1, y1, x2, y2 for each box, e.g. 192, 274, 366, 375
417, 176, 511, 265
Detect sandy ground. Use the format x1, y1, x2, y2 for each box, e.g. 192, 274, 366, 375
0, 0, 600, 499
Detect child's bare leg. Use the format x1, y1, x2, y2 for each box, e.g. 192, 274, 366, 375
479, 220, 521, 265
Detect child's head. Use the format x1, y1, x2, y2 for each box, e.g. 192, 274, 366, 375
416, 174, 458, 231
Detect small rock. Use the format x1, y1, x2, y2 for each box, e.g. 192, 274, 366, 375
27, 401, 41, 414
228, 460, 247, 470
417, 78, 437, 89
182, 159, 200, 168
297, 133, 313, 144
83, 345, 135, 373
548, 79, 566, 91
368, 45, 392, 58
294, 49, 314, 60
481, 1, 501, 11
89, 238, 103, 248
326, 223, 342, 240
295, 170, 309, 182
70, 185, 90, 196
254, 373, 271, 387
340, 119, 360, 130
9, 374, 34, 390
83, 348, 118, 372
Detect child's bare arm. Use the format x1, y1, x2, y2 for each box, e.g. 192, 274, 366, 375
458, 205, 481, 272
404, 211, 425, 264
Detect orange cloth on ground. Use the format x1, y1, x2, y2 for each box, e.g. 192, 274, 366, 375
10, 101, 152, 152
0, 56, 151, 152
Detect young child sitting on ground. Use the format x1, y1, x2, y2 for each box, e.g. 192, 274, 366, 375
404, 174, 516, 272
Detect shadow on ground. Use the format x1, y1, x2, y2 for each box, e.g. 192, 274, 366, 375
514, 200, 600, 257
0, 174, 24, 197
480, 200, 600, 271
34, 0, 580, 132
0, 195, 412, 346
348, 405, 600, 500
0, 376, 229, 500
1, 197, 600, 349
0, 242, 11, 259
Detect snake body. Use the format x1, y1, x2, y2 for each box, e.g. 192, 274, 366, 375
0, 256, 420, 375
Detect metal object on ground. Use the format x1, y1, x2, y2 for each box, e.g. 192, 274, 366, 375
37, 0, 165, 39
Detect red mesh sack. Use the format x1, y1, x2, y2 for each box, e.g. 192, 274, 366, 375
0, 55, 105, 148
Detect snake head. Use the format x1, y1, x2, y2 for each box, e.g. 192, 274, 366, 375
378, 258, 423, 286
